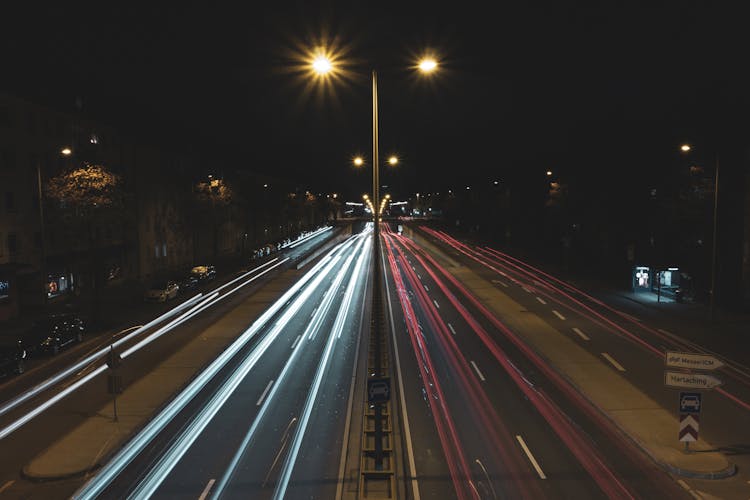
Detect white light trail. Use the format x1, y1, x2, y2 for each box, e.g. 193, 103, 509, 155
273, 236, 371, 499
74, 234, 360, 500
211, 234, 369, 499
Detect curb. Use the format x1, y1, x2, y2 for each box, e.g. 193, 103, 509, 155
21, 463, 102, 483
654, 457, 737, 480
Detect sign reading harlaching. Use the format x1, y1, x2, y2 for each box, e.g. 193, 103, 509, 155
664, 371, 723, 389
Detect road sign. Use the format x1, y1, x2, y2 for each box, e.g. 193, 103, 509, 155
679, 413, 699, 442
665, 351, 725, 371
679, 392, 702, 414
367, 377, 390, 404
664, 371, 723, 389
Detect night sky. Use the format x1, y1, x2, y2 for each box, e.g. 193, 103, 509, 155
3, 2, 748, 200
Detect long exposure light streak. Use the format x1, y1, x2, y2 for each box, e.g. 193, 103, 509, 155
0, 294, 204, 419
274, 236, 371, 499
74, 234, 360, 500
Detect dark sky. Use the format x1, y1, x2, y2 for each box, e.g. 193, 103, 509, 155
3, 1, 747, 200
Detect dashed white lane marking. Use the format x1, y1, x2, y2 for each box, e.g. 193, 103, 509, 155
417, 274, 422, 280
601, 353, 626, 372
552, 310, 566, 320
658, 328, 673, 336
535, 297, 547, 305
572, 327, 590, 341
310, 307, 317, 318
257, 380, 274, 406
619, 311, 641, 322
433, 299, 440, 309
0, 481, 15, 495
198, 479, 216, 500
677, 479, 703, 499
492, 279, 509, 288
424, 284, 429, 292
516, 435, 546, 479
470, 361, 486, 381
291, 335, 301, 350
448, 323, 457, 335
522, 286, 532, 293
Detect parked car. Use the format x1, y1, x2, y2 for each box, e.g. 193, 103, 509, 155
190, 265, 216, 282
179, 275, 200, 291
0, 338, 27, 376
144, 280, 180, 302
29, 314, 86, 355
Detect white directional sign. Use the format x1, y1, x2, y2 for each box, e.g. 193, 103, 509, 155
665, 352, 725, 371
664, 371, 723, 389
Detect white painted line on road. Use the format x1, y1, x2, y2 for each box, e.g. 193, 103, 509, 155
291, 335, 301, 350
552, 310, 566, 320
677, 479, 703, 500
417, 273, 422, 280
620, 311, 641, 322
198, 479, 215, 500
257, 380, 274, 406
448, 323, 457, 335
310, 306, 317, 318
535, 297, 547, 305
470, 361, 486, 381
424, 284, 429, 292
572, 327, 590, 341
0, 481, 15, 495
522, 286, 532, 293
601, 353, 626, 372
516, 435, 546, 479
433, 299, 440, 309
657, 328, 673, 336
492, 279, 509, 288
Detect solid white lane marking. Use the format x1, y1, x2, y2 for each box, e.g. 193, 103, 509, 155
535, 297, 547, 305
470, 361, 486, 381
198, 479, 215, 500
291, 335, 301, 350
601, 353, 626, 372
433, 299, 440, 309
516, 435, 546, 479
552, 310, 566, 320
572, 327, 590, 341
448, 323, 457, 335
257, 380, 274, 406
0, 481, 15, 495
424, 284, 429, 292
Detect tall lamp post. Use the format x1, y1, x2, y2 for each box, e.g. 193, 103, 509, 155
680, 143, 719, 320
311, 54, 438, 470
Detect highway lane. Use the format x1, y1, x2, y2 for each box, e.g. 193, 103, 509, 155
75, 228, 372, 499
0, 226, 338, 499
384, 226, 688, 499
419, 226, 750, 494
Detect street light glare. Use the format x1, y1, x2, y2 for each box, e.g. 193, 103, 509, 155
61, 147, 72, 156
546, 170, 553, 176
681, 144, 692, 152
418, 58, 438, 73
353, 156, 364, 167
312, 55, 333, 75
388, 156, 398, 166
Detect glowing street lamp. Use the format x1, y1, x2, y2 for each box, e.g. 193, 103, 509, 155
680, 144, 692, 153
418, 58, 438, 74
354, 156, 364, 167
61, 147, 72, 156
388, 156, 398, 166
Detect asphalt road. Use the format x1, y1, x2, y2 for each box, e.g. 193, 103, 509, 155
76, 228, 372, 499
382, 225, 688, 499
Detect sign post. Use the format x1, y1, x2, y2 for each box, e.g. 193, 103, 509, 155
107, 344, 123, 422
664, 351, 723, 450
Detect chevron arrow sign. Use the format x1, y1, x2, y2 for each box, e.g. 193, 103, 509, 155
679, 413, 699, 442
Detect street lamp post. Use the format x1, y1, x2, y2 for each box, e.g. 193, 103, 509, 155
680, 144, 719, 320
